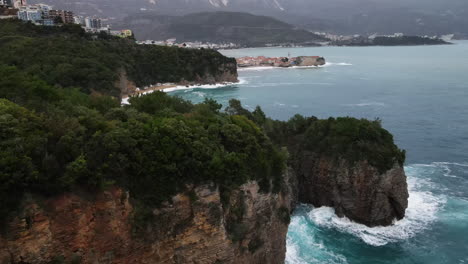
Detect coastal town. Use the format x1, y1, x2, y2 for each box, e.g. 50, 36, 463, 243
0, 0, 452, 49
0, 0, 133, 37
135, 39, 240, 49
237, 55, 326, 68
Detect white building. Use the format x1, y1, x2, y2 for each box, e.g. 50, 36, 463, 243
13, 0, 26, 8
36, 3, 50, 17
73, 15, 85, 26
17, 5, 41, 22
17, 4, 52, 25
84, 17, 101, 29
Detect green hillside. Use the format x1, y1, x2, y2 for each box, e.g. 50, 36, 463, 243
0, 19, 236, 98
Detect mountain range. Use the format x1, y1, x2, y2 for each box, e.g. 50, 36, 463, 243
29, 0, 468, 36
114, 12, 326, 45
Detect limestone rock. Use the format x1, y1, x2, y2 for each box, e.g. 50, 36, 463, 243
0, 169, 295, 264
296, 152, 409, 227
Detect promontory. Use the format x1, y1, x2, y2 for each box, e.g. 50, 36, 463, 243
0, 20, 408, 264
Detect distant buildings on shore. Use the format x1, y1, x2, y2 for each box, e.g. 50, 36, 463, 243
0, 1, 132, 38
136, 39, 239, 50
237, 56, 326, 68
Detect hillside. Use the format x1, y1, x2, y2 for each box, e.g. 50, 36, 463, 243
0, 19, 237, 98
115, 11, 327, 46
29, 0, 468, 36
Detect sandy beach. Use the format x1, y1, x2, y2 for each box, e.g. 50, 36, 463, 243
121, 84, 178, 101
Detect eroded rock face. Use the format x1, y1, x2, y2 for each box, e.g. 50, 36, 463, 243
295, 151, 409, 227
0, 169, 295, 264
192, 61, 239, 84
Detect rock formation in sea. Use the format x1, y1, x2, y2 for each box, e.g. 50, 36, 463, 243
294, 153, 409, 227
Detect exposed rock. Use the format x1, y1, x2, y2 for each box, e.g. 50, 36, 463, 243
117, 69, 138, 99
0, 169, 295, 264
120, 61, 238, 98
295, 151, 409, 227
183, 61, 238, 85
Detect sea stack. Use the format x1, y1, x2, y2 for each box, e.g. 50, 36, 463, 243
295, 154, 409, 227
286, 117, 409, 227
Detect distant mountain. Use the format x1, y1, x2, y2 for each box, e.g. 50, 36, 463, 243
29, 0, 468, 36
114, 12, 327, 46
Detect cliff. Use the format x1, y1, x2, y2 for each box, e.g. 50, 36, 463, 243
118, 60, 238, 99
0, 169, 296, 264
294, 153, 408, 226
264, 115, 409, 227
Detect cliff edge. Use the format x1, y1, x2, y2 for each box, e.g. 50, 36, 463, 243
295, 154, 408, 226
265, 115, 409, 227
0, 169, 296, 264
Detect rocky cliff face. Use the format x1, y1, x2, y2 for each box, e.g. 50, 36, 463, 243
0, 170, 295, 264
294, 151, 409, 227
183, 61, 239, 85
119, 61, 238, 99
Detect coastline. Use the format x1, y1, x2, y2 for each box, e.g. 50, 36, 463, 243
121, 80, 242, 104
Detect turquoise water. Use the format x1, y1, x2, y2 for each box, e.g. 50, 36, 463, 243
169, 42, 468, 263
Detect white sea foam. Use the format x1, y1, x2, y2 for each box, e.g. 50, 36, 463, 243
320, 62, 353, 67
285, 239, 307, 264
345, 102, 386, 107
238, 62, 352, 71
286, 212, 349, 264
163, 78, 246, 92
305, 175, 446, 246
121, 78, 247, 104
237, 66, 276, 71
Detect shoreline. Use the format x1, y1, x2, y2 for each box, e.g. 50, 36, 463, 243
122, 84, 178, 100
121, 80, 242, 104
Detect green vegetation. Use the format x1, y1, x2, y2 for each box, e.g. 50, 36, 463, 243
261, 115, 406, 173
0, 19, 235, 97
0, 63, 284, 226
372, 36, 449, 46
303, 117, 405, 172
0, 19, 405, 233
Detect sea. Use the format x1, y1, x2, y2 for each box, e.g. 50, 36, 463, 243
168, 42, 468, 264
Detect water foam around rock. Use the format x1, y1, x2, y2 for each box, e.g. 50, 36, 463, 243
305, 175, 445, 246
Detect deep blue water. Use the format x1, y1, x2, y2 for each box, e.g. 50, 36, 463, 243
169, 42, 468, 264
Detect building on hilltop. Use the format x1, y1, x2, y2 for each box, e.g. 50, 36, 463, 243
110, 29, 133, 38
13, 0, 26, 8
0, 0, 13, 7
48, 9, 73, 24
17, 4, 57, 25
0, 5, 17, 19
73, 15, 85, 26
17, 5, 41, 22
84, 17, 101, 29
82, 17, 110, 34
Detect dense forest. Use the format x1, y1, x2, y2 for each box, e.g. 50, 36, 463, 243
372, 36, 450, 46
0, 20, 405, 231
0, 64, 286, 228
0, 19, 236, 98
